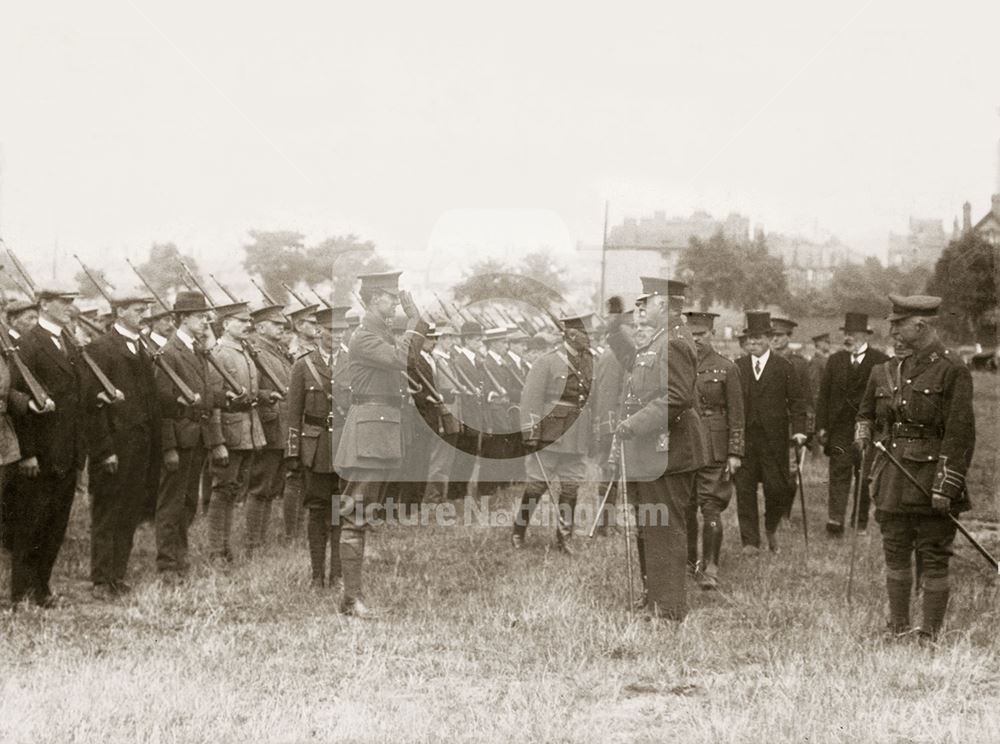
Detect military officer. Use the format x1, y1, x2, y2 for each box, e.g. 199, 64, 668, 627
606, 278, 705, 620
512, 313, 593, 554
206, 301, 266, 563
816, 312, 888, 535
282, 303, 320, 541
154, 291, 224, 580
855, 294, 975, 639
683, 311, 744, 590
333, 271, 428, 616
85, 289, 161, 599
243, 303, 293, 555
287, 305, 351, 589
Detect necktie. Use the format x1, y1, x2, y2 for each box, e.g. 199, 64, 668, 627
852, 354, 861, 368
754, 358, 761, 377
50, 334, 64, 353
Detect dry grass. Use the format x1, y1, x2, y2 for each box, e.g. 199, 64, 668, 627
0, 378, 997, 743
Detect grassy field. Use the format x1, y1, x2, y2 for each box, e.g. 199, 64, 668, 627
0, 375, 997, 743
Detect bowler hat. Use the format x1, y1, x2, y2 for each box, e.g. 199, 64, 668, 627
172, 290, 209, 314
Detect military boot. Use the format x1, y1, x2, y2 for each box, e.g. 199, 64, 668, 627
556, 484, 578, 555
919, 582, 949, 640
512, 481, 545, 549
685, 498, 699, 575
699, 517, 722, 591
886, 570, 912, 635
307, 507, 329, 588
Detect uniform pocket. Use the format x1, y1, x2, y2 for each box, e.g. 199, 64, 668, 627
355, 407, 402, 460
221, 412, 244, 448
908, 385, 943, 424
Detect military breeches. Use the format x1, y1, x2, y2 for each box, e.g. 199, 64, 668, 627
247, 449, 286, 503
156, 446, 206, 573
338, 471, 390, 601
637, 471, 692, 621
877, 513, 956, 591
89, 423, 152, 586
303, 470, 342, 511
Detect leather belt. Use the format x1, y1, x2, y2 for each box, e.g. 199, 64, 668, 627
892, 422, 938, 439
184, 409, 211, 421
304, 413, 342, 428
351, 393, 404, 407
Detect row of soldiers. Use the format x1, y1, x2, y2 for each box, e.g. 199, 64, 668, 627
0, 268, 977, 636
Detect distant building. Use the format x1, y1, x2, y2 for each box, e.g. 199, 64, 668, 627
765, 232, 858, 288
599, 209, 750, 301
887, 218, 949, 269
969, 195, 1000, 245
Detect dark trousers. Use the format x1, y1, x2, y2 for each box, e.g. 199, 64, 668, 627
447, 430, 479, 500
734, 434, 790, 547
89, 424, 152, 586
637, 471, 693, 621
9, 465, 76, 603
304, 470, 342, 582
246, 449, 286, 552
828, 445, 872, 528
155, 446, 206, 573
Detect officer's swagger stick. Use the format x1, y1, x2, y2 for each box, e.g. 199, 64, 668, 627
875, 442, 999, 574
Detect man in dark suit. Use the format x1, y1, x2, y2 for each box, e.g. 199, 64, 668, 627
816, 312, 889, 535
85, 289, 162, 599
154, 291, 225, 581
9, 285, 110, 606
733, 311, 808, 554
447, 322, 486, 500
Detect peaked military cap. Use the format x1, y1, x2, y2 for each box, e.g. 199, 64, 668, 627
770, 317, 798, 335
558, 312, 593, 332
839, 312, 871, 334
743, 311, 773, 336
683, 311, 719, 332
329, 305, 351, 331
250, 303, 287, 325
287, 304, 319, 325
358, 271, 403, 296
637, 277, 687, 303
887, 294, 941, 321
214, 301, 251, 321
172, 290, 210, 314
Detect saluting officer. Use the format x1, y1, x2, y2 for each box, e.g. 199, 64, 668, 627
287, 305, 352, 590
512, 313, 594, 554
206, 301, 266, 563
85, 289, 161, 599
855, 294, 975, 639
816, 312, 888, 535
607, 278, 705, 621
332, 271, 427, 616
244, 303, 293, 555
683, 311, 744, 590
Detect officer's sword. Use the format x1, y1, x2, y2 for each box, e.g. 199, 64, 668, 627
845, 445, 864, 604
874, 442, 999, 574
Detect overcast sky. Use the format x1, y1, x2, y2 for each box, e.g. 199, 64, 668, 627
1, 0, 998, 282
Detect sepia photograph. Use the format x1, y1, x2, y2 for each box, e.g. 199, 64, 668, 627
0, 1, 997, 742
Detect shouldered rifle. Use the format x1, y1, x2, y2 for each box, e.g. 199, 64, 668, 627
310, 288, 333, 309
3, 243, 37, 294
0, 296, 54, 412
210, 274, 288, 398
281, 282, 310, 307
174, 259, 247, 399
250, 277, 278, 305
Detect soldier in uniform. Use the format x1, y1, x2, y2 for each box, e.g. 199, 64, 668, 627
85, 289, 161, 599
282, 304, 320, 542
206, 302, 266, 563
287, 305, 351, 589
770, 317, 815, 518
425, 325, 464, 504
333, 271, 427, 616
154, 291, 224, 580
243, 304, 293, 555
855, 294, 974, 639
683, 311, 744, 590
606, 278, 705, 620
733, 312, 808, 554
512, 313, 593, 554
816, 312, 888, 535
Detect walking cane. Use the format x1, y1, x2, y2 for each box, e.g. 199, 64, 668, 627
619, 439, 636, 613
874, 442, 1000, 574
794, 442, 810, 556
846, 446, 865, 604
588, 431, 620, 538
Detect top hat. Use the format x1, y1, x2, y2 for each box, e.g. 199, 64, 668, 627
743, 311, 773, 336
839, 312, 871, 334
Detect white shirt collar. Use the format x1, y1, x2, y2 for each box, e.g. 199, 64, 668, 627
9, 328, 20, 340
751, 349, 770, 379
853, 343, 868, 357
488, 350, 503, 363
150, 331, 168, 347
176, 328, 196, 351
507, 351, 522, 364
39, 317, 63, 337
114, 323, 140, 342
459, 347, 476, 363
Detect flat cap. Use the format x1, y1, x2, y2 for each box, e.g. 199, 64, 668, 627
5, 299, 38, 317
358, 271, 402, 296
887, 294, 941, 321
36, 284, 79, 301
